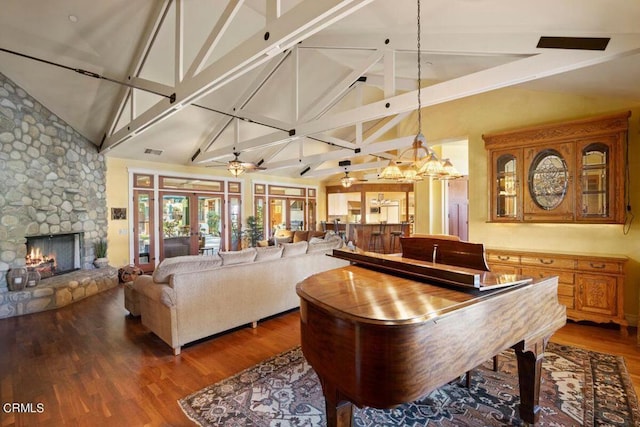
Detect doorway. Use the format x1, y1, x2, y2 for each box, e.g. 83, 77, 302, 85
447, 177, 469, 241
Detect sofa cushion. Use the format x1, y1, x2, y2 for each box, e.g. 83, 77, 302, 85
152, 255, 222, 283
281, 241, 308, 257
255, 245, 284, 261
219, 247, 257, 265
307, 236, 343, 253
293, 230, 309, 242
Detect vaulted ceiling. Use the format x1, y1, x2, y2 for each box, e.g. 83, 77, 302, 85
1, 0, 639, 181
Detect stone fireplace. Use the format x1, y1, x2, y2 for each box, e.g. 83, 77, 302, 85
0, 72, 116, 318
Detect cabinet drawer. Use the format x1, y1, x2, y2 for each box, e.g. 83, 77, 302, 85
487, 253, 520, 264
488, 264, 520, 275
520, 256, 575, 269
558, 283, 574, 297
576, 260, 623, 274
520, 267, 574, 284
558, 295, 574, 309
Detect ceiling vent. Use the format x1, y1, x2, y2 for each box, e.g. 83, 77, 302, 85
536, 36, 610, 51
144, 148, 163, 156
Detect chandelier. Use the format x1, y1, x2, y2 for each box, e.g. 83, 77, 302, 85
379, 0, 461, 182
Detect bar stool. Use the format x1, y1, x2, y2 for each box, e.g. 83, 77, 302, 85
389, 221, 408, 253
368, 221, 386, 253
333, 219, 346, 241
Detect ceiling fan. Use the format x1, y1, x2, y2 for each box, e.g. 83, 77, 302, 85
207, 152, 266, 177
339, 160, 367, 188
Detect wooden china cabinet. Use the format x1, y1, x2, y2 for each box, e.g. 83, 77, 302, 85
483, 112, 631, 333
484, 111, 629, 223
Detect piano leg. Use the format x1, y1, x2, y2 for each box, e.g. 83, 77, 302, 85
321, 379, 354, 427
514, 339, 548, 425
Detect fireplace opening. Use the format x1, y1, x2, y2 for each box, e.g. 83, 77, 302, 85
25, 233, 83, 278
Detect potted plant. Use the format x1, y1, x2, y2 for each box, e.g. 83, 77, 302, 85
94, 238, 109, 268
244, 216, 264, 248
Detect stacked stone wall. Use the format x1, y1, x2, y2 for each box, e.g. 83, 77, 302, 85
0, 72, 108, 292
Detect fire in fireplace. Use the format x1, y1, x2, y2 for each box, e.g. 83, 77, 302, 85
25, 233, 83, 278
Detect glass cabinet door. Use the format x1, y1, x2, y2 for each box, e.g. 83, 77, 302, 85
580, 144, 607, 216
523, 143, 575, 221
576, 138, 616, 222
490, 149, 522, 221
496, 154, 518, 219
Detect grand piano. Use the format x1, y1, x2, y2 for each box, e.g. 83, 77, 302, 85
296, 236, 566, 426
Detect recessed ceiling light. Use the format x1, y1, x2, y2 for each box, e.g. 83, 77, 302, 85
68, 14, 78, 23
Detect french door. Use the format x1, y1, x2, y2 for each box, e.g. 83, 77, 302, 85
159, 192, 224, 261
268, 197, 305, 234
133, 190, 155, 272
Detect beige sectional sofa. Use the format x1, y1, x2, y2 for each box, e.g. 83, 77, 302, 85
132, 237, 348, 355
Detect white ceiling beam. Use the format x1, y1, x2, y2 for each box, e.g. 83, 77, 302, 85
103, 0, 375, 153
302, 160, 389, 178
185, 0, 245, 80
363, 74, 417, 92
291, 45, 299, 123
383, 49, 395, 98
234, 109, 292, 131
301, 32, 544, 55
102, 0, 172, 139
362, 112, 410, 145
129, 77, 173, 98
354, 84, 363, 145
299, 49, 383, 122
311, 134, 356, 150
175, 0, 184, 84
267, 0, 281, 23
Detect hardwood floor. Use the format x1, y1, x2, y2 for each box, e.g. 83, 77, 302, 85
0, 285, 638, 426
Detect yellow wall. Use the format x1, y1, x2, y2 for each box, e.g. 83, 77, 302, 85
106, 87, 640, 321
412, 87, 640, 320
105, 157, 321, 268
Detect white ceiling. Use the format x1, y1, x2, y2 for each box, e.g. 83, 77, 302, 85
1, 0, 639, 181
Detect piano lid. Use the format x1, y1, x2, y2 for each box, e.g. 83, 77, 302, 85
332, 248, 532, 291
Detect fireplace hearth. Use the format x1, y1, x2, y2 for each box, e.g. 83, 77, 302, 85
25, 233, 83, 278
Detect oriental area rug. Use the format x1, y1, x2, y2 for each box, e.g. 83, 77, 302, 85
179, 343, 639, 426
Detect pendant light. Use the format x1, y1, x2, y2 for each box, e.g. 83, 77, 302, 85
379, 0, 457, 181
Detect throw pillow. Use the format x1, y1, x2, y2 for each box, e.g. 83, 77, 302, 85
281, 241, 309, 257
219, 247, 257, 265
255, 246, 284, 261
293, 230, 309, 243
152, 255, 222, 283
308, 231, 325, 240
